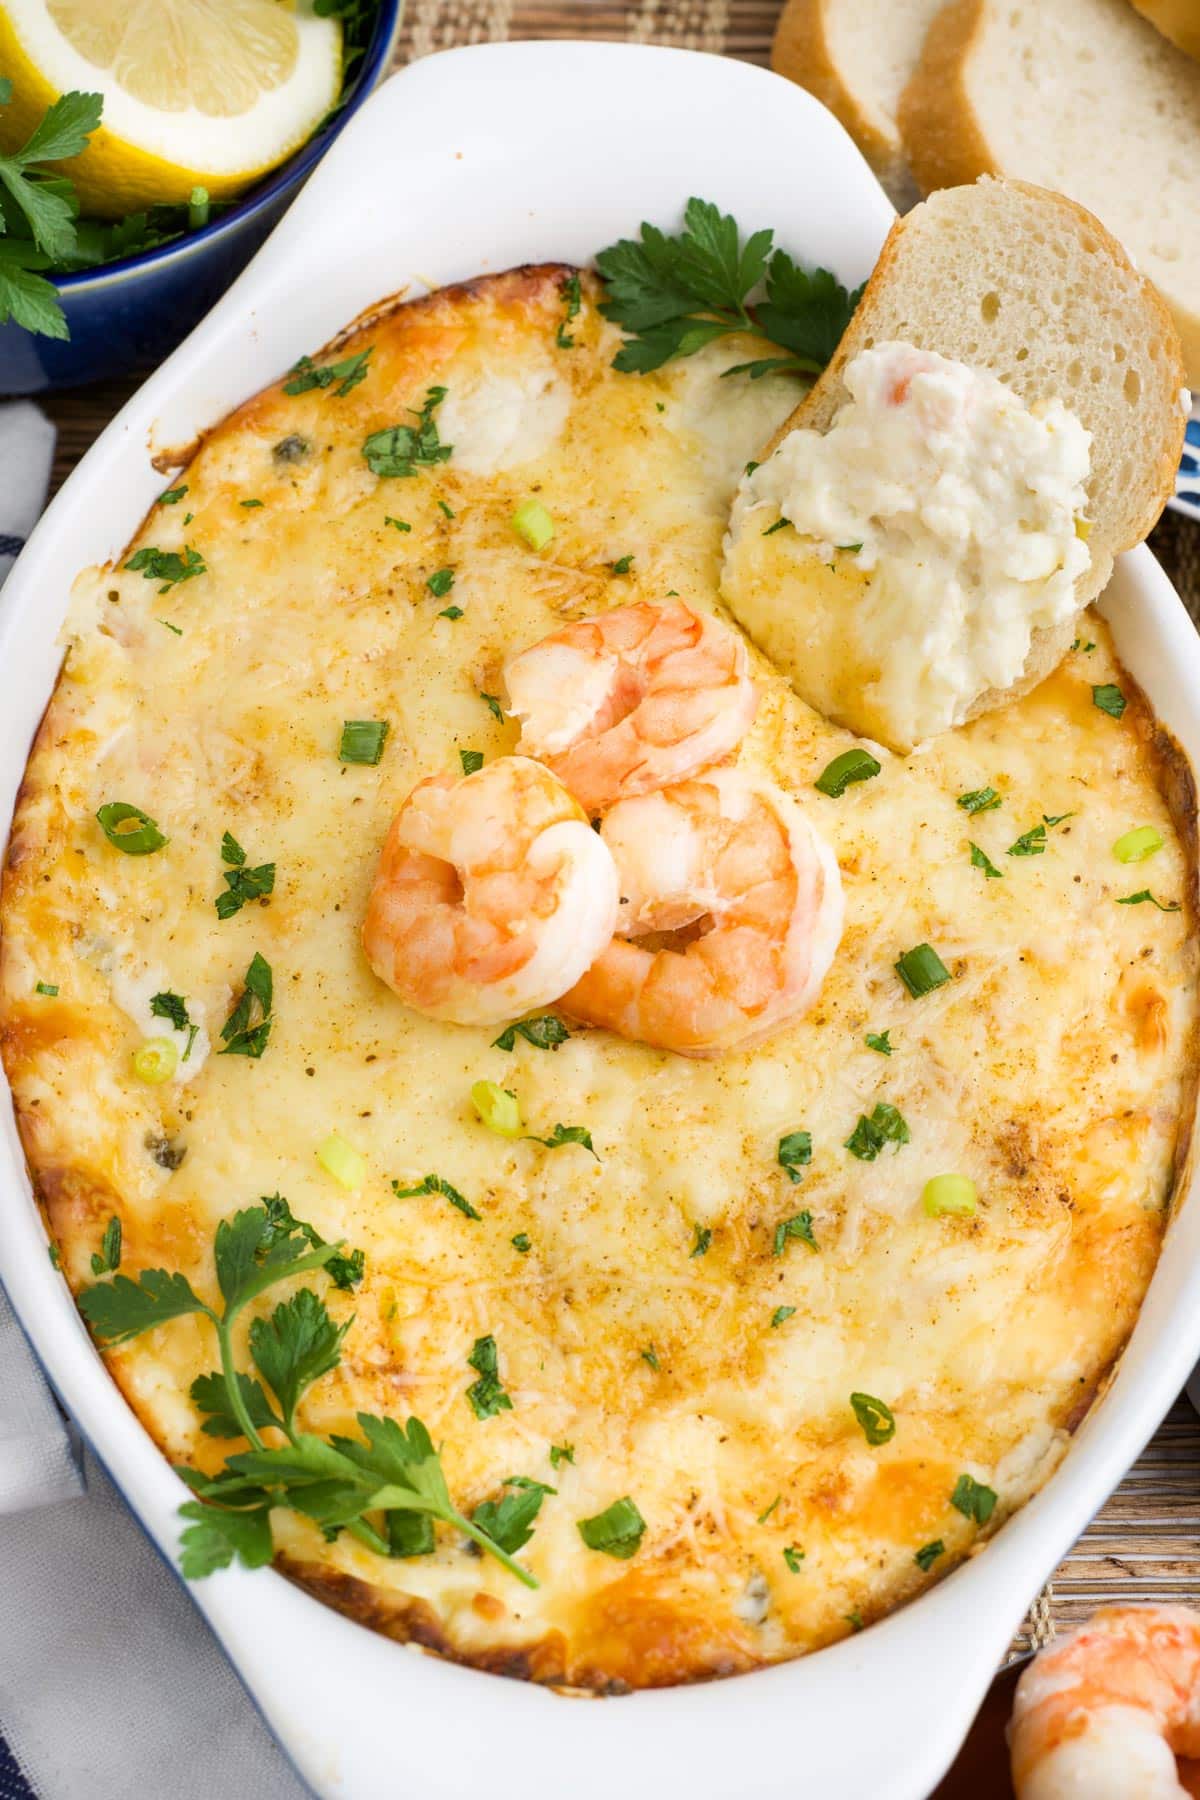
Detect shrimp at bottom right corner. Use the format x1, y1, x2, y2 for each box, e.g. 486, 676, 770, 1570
1010, 1605, 1200, 1799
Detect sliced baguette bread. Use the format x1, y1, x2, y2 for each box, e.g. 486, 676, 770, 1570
721, 178, 1185, 752
771, 0, 943, 206
899, 0, 1200, 384
1129, 0, 1200, 61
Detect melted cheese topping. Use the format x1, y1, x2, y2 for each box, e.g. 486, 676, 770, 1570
1, 268, 1196, 1690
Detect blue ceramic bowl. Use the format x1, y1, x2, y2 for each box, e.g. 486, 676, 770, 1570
0, 2, 403, 396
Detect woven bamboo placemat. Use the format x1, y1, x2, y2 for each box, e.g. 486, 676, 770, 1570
37, 0, 1200, 1663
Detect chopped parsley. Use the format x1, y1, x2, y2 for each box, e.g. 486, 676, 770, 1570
283, 345, 372, 398
957, 787, 1001, 815
511, 1233, 532, 1253
528, 1122, 597, 1157
473, 1477, 554, 1554
157, 618, 182, 636
782, 1544, 804, 1572
466, 1334, 512, 1420
90, 1216, 122, 1277
218, 952, 273, 1059
594, 198, 861, 379
950, 1473, 997, 1525
1117, 889, 1181, 911
150, 990, 198, 1060
576, 1495, 646, 1559
610, 554, 634, 575
438, 605, 463, 621
865, 1030, 892, 1056
969, 842, 1003, 879
771, 1306, 796, 1328
124, 545, 206, 593
777, 1129, 812, 1184
480, 691, 504, 720
385, 515, 411, 532
773, 1211, 818, 1257
556, 272, 582, 348
427, 567, 455, 598
762, 515, 791, 536
159, 485, 187, 505
850, 1392, 895, 1445
1007, 813, 1074, 858
641, 1345, 659, 1371
239, 498, 263, 509
363, 385, 452, 478
34, 981, 58, 997
339, 720, 390, 766
690, 1224, 712, 1258
844, 1102, 909, 1162
391, 1173, 480, 1222
814, 748, 881, 798
215, 833, 275, 920
757, 1495, 780, 1523
914, 1540, 945, 1572
492, 1015, 570, 1052
1092, 683, 1127, 720
549, 1444, 575, 1470
437, 498, 455, 519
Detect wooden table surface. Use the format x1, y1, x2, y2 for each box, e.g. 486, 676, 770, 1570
29, 0, 1200, 1759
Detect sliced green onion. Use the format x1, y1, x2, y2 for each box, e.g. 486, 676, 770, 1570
471, 1080, 523, 1137
96, 802, 167, 855
1113, 826, 1163, 864
814, 748, 881, 798
34, 981, 58, 997
895, 943, 951, 998
850, 1391, 895, 1445
459, 749, 484, 775
783, 1544, 805, 1572
132, 1038, 178, 1084
512, 499, 555, 551
316, 1131, 366, 1190
577, 1496, 646, 1559
339, 720, 389, 765
188, 185, 210, 229
922, 1174, 977, 1218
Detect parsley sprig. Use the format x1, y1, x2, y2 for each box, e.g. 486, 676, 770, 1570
595, 197, 862, 379
77, 1198, 534, 1587
0, 86, 101, 338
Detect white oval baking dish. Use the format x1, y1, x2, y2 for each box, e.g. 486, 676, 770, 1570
2, 41, 1199, 1800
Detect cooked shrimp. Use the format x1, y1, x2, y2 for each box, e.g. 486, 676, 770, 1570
560, 769, 843, 1056
362, 755, 619, 1026
502, 599, 759, 816
1010, 1605, 1200, 1799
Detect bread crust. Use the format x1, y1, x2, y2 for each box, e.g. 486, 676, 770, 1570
900, 0, 1200, 384
772, 0, 904, 186
896, 0, 996, 193
1129, 0, 1200, 60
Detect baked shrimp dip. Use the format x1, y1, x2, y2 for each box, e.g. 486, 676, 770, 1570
1, 186, 1196, 1691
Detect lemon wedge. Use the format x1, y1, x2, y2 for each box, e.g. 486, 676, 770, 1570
0, 0, 342, 218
